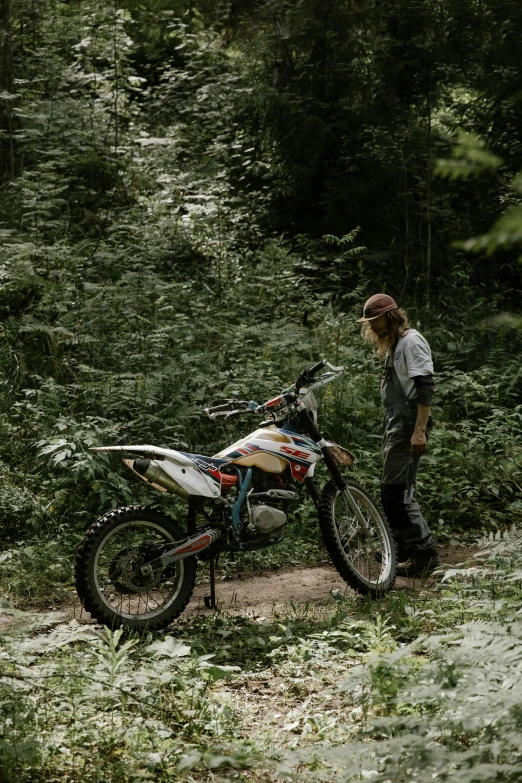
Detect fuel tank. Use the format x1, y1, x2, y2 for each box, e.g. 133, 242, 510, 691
214, 426, 322, 482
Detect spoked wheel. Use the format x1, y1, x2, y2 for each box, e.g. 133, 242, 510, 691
319, 479, 396, 596
75, 506, 197, 631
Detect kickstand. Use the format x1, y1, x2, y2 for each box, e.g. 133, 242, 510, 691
204, 557, 217, 610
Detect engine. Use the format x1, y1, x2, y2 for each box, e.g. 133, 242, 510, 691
247, 469, 298, 537
251, 468, 288, 493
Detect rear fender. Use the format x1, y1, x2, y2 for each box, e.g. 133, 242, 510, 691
91, 445, 192, 462
90, 446, 221, 499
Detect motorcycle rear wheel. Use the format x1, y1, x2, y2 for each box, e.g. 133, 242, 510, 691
75, 506, 197, 631
319, 479, 396, 596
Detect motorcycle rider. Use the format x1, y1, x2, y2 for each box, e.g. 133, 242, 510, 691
357, 293, 441, 576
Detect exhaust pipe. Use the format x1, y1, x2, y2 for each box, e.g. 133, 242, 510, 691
132, 458, 190, 499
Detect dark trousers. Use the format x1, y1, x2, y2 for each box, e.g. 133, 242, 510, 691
381, 403, 434, 556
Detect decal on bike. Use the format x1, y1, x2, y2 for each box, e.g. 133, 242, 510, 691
170, 529, 222, 557
222, 438, 315, 482
194, 459, 220, 473
179, 453, 229, 484
265, 395, 284, 409
280, 445, 311, 459
222, 444, 261, 460
287, 460, 309, 481
234, 445, 261, 456
287, 434, 322, 453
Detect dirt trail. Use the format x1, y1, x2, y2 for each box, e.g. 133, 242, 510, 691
0, 545, 476, 631
186, 543, 475, 617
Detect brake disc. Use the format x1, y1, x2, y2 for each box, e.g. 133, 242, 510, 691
108, 544, 165, 593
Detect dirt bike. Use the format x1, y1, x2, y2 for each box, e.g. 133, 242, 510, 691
75, 359, 396, 630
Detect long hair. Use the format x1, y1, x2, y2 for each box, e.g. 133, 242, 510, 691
362, 308, 409, 358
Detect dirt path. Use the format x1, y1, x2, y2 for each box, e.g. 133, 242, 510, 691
185, 542, 475, 617
0, 544, 477, 631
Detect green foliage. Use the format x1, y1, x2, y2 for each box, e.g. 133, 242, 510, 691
238, 0, 522, 303
436, 131, 522, 261
435, 130, 503, 180
0, 471, 42, 539
0, 536, 77, 606
274, 530, 522, 782
0, 1, 522, 779
3, 532, 522, 782
0, 623, 248, 782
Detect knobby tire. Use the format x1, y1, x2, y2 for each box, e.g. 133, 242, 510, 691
75, 506, 197, 631
319, 479, 397, 596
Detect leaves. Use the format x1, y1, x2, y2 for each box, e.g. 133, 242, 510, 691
435, 130, 503, 180
146, 636, 191, 658
0, 617, 244, 781
0, 3, 521, 779
273, 532, 522, 782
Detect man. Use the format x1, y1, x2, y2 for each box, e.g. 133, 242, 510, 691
357, 293, 441, 576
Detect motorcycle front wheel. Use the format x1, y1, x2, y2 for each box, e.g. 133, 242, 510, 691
319, 479, 396, 596
75, 506, 197, 631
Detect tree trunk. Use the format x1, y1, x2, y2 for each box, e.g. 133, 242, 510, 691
0, 0, 15, 182
400, 146, 410, 299
426, 100, 432, 309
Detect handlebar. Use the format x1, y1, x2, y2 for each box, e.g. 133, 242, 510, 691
207, 401, 236, 415
205, 359, 343, 422
206, 399, 261, 421
295, 358, 327, 391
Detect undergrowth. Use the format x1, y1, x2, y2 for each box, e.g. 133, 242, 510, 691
1, 531, 522, 781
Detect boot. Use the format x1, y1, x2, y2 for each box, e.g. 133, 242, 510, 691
375, 540, 412, 565
375, 544, 413, 563
396, 545, 441, 578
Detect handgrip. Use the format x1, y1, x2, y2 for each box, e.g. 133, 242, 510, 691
296, 358, 327, 391
206, 399, 251, 416
307, 358, 327, 376
206, 399, 260, 421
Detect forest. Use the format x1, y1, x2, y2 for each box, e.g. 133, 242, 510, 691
0, 0, 522, 780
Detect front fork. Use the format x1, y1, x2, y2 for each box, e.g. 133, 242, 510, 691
298, 407, 372, 538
